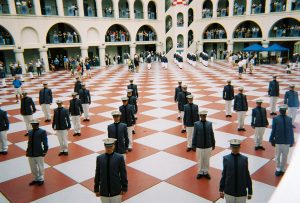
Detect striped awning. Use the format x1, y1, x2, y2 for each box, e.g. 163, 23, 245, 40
172, 0, 187, 6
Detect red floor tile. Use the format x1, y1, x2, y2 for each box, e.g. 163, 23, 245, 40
0, 144, 26, 162
240, 138, 275, 159
216, 123, 255, 137
126, 143, 159, 164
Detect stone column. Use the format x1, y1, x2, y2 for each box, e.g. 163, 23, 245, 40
130, 44, 136, 58
227, 42, 234, 52
144, 0, 148, 20
213, 2, 218, 18
77, 0, 84, 16
39, 48, 49, 71
14, 49, 26, 73
9, 0, 16, 14
113, 0, 119, 18
246, 0, 251, 15
99, 45, 106, 67
129, 1, 134, 19
156, 42, 163, 54
33, 0, 41, 15
265, 0, 271, 13
81, 46, 89, 60
56, 0, 64, 16
228, 0, 234, 16
286, 0, 292, 12
196, 41, 203, 53
95, 0, 102, 17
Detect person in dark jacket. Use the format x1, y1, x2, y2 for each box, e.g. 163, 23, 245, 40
284, 84, 299, 127
94, 138, 128, 203
175, 81, 183, 120
127, 89, 138, 134
52, 100, 71, 156
269, 105, 294, 176
177, 84, 191, 133
234, 87, 248, 131
39, 82, 53, 122
146, 53, 152, 70
26, 120, 48, 186
223, 80, 234, 117
74, 76, 82, 93
0, 103, 9, 155
119, 97, 135, 152
268, 75, 280, 115
183, 95, 199, 152
219, 139, 252, 202
21, 91, 36, 136
108, 111, 129, 159
78, 83, 91, 121
127, 79, 138, 98
69, 92, 83, 136
192, 110, 215, 179
251, 99, 269, 150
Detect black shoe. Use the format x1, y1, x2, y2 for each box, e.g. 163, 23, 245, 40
37, 181, 44, 186
196, 174, 203, 179
58, 152, 64, 156
128, 148, 132, 152
86, 119, 90, 121
186, 148, 192, 152
77, 133, 81, 136
275, 171, 282, 176
29, 181, 37, 186
292, 125, 296, 128
45, 119, 51, 122
204, 174, 211, 180
237, 128, 242, 131
0, 151, 7, 155
64, 152, 69, 156
24, 133, 28, 136
73, 133, 77, 136
192, 148, 196, 152
255, 146, 259, 151
132, 130, 136, 134
259, 146, 266, 150
241, 128, 246, 131
181, 129, 186, 133
177, 117, 180, 120
83, 119, 87, 121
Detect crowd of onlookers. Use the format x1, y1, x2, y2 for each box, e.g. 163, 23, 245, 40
136, 30, 156, 41
271, 24, 300, 37
0, 31, 13, 45
217, 8, 228, 17
251, 3, 263, 13
270, 0, 286, 12
105, 30, 130, 42
49, 30, 79, 44
103, 6, 113, 17
177, 16, 184, 26
234, 26, 261, 38
15, 0, 34, 14
234, 3, 245, 15
202, 8, 212, 18
204, 28, 226, 39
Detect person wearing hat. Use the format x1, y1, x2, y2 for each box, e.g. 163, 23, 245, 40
284, 84, 299, 127
39, 82, 53, 122
237, 59, 244, 79
78, 83, 91, 121
268, 75, 280, 116
234, 87, 248, 131
178, 53, 183, 69
0, 102, 9, 155
94, 138, 128, 203
69, 92, 83, 136
251, 99, 269, 150
219, 139, 252, 202
52, 100, 71, 156
127, 89, 138, 134
127, 79, 139, 98
26, 120, 48, 186
223, 80, 235, 117
175, 81, 183, 120
108, 111, 129, 159
20, 91, 36, 136
178, 85, 191, 133
74, 77, 82, 93
183, 95, 199, 152
12, 75, 22, 103
161, 53, 168, 69
146, 52, 152, 70
192, 110, 215, 179
269, 105, 294, 176
119, 97, 135, 152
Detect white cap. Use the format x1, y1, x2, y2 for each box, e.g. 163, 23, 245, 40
279, 105, 288, 110
121, 97, 129, 101
227, 80, 231, 83
182, 84, 188, 88
199, 110, 208, 115
186, 95, 193, 99
289, 84, 295, 88
72, 92, 78, 96
30, 119, 40, 124
229, 139, 241, 147
238, 87, 244, 91
111, 111, 122, 116
256, 99, 263, 103
127, 89, 133, 93
56, 100, 63, 104
103, 138, 117, 147
43, 82, 48, 85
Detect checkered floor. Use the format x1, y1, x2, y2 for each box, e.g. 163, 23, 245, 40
0, 60, 299, 203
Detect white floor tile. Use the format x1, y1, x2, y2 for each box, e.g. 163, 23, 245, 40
143, 101, 174, 108
214, 131, 247, 148
144, 94, 173, 100
141, 108, 177, 118
0, 193, 9, 203
138, 119, 180, 131
88, 120, 113, 133
75, 135, 108, 152
8, 122, 27, 133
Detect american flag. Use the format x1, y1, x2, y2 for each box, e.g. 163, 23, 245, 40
172, 0, 187, 6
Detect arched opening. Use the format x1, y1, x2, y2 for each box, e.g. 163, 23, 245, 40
46, 23, 81, 44
270, 0, 287, 12
148, 1, 156, 19
105, 24, 131, 42
62, 0, 79, 16
292, 0, 300, 10
0, 25, 14, 45
166, 37, 173, 53
203, 23, 227, 39
136, 25, 156, 41
165, 15, 172, 33
83, 0, 97, 16
134, 0, 143, 19
203, 0, 213, 18
233, 0, 246, 15
119, 0, 129, 18
233, 21, 262, 38
251, 0, 265, 14
269, 18, 300, 37
217, 0, 229, 17
188, 8, 194, 26
177, 13, 184, 27
188, 0, 193, 5
102, 0, 114, 17
15, 0, 35, 14
40, 0, 58, 15
177, 34, 184, 48
0, 0, 9, 14
165, 0, 172, 11
188, 30, 193, 47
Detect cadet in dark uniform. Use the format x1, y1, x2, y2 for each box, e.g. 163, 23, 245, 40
119, 97, 135, 151
69, 92, 83, 136
0, 103, 9, 155
146, 53, 152, 70
223, 80, 234, 117
127, 79, 138, 98
234, 87, 248, 131
26, 120, 48, 186
192, 110, 215, 179
268, 75, 280, 115
127, 89, 138, 134
177, 84, 191, 133
20, 91, 36, 136
284, 84, 299, 127
269, 105, 294, 176
251, 99, 268, 150
219, 139, 252, 203
39, 82, 53, 122
183, 95, 199, 151
53, 100, 71, 156
94, 138, 128, 203
108, 111, 129, 160
175, 81, 183, 120
78, 83, 91, 121
74, 76, 82, 93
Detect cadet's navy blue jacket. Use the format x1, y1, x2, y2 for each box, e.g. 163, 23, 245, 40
223, 85, 234, 101
128, 96, 138, 114
174, 86, 182, 102
26, 128, 48, 157
269, 115, 294, 145
234, 93, 248, 111
69, 98, 83, 116
177, 91, 191, 111
127, 84, 138, 98
39, 88, 53, 104
219, 153, 252, 197
119, 104, 135, 127
284, 90, 299, 108
94, 152, 128, 196
0, 109, 9, 131
78, 89, 91, 104
20, 96, 36, 115
192, 121, 215, 149
251, 107, 269, 127
74, 81, 82, 93
52, 107, 71, 130
268, 80, 280, 97
108, 122, 129, 154
183, 103, 199, 127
